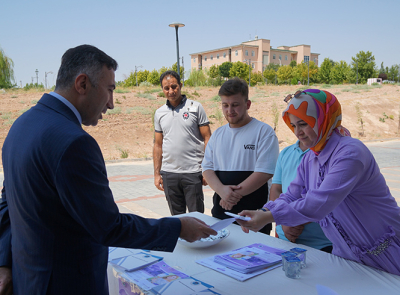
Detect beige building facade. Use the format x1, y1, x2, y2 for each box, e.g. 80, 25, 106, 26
190, 37, 320, 73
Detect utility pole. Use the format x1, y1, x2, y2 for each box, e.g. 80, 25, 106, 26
35, 69, 39, 85
356, 62, 358, 85
135, 65, 143, 87
181, 56, 184, 87
304, 56, 310, 86
249, 59, 251, 86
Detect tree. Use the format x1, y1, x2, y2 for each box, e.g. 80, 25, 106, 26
147, 69, 160, 85
319, 58, 334, 83
250, 72, 264, 86
388, 65, 399, 81
158, 66, 169, 76
293, 61, 318, 84
218, 62, 233, 78
263, 68, 277, 84
0, 46, 15, 88
276, 66, 293, 84
123, 71, 136, 87
208, 65, 219, 79
229, 61, 250, 81
171, 62, 184, 77
136, 70, 149, 85
329, 61, 353, 84
289, 60, 297, 67
379, 62, 386, 74
351, 51, 377, 84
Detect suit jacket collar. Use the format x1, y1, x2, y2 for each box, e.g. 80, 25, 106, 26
37, 93, 81, 127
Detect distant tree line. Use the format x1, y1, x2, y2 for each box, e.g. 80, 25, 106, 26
1, 46, 399, 90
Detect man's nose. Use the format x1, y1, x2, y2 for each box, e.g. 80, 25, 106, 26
107, 95, 114, 109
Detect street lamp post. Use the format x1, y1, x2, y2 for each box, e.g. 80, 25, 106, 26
45, 71, 53, 89
243, 59, 251, 86
181, 56, 184, 87
135, 65, 143, 87
35, 69, 39, 85
169, 22, 185, 78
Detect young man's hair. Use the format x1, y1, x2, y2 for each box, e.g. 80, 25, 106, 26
218, 77, 248, 101
159, 70, 181, 86
55, 45, 118, 91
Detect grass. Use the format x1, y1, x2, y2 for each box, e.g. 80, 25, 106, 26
133, 106, 152, 115
114, 88, 130, 94
31, 100, 38, 104
1, 112, 12, 120
270, 92, 280, 96
144, 88, 160, 94
137, 93, 156, 100
18, 101, 25, 104
106, 107, 122, 115
211, 95, 221, 101
322, 84, 331, 88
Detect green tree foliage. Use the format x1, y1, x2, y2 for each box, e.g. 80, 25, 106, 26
0, 46, 15, 88
186, 69, 207, 86
329, 61, 353, 84
293, 61, 318, 84
250, 72, 264, 86
147, 69, 160, 85
136, 70, 150, 85
265, 63, 280, 71
263, 69, 277, 84
289, 60, 297, 68
318, 58, 334, 83
171, 62, 184, 77
218, 62, 233, 78
276, 65, 293, 84
208, 65, 219, 79
158, 66, 169, 76
388, 65, 399, 81
351, 51, 377, 83
229, 61, 250, 81
123, 72, 137, 87
379, 62, 386, 74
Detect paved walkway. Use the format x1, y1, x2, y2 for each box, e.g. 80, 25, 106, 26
107, 139, 400, 220
1, 139, 400, 223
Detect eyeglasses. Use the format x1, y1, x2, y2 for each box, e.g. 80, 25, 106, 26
284, 90, 305, 103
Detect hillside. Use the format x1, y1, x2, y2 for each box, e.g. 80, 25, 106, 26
0, 84, 399, 166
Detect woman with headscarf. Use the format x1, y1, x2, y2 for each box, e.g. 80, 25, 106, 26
237, 89, 400, 275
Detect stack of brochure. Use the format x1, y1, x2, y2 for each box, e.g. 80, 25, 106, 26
108, 247, 163, 272
214, 247, 282, 273
197, 243, 285, 281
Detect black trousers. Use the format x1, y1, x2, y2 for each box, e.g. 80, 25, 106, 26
161, 171, 205, 215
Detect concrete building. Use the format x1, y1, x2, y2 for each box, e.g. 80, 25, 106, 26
190, 37, 320, 73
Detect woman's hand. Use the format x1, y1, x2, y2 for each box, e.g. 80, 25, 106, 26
236, 210, 274, 233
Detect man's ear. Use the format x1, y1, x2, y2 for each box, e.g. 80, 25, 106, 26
75, 73, 89, 95
246, 99, 251, 110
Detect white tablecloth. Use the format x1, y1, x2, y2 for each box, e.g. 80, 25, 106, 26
108, 212, 400, 295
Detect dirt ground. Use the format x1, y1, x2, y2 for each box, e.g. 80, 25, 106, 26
1, 84, 399, 167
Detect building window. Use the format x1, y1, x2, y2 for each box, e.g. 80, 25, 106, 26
251, 51, 255, 56
235, 50, 238, 56
285, 55, 288, 61
252, 63, 255, 69
245, 50, 248, 56
314, 58, 317, 63
279, 55, 282, 60
217, 54, 219, 59
223, 52, 226, 58
204, 56, 207, 61
193, 57, 196, 62
273, 54, 276, 59
211, 55, 213, 60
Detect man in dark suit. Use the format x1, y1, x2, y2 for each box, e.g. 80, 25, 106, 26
0, 45, 216, 295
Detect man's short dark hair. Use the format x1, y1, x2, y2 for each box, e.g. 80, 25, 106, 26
159, 70, 181, 86
218, 77, 249, 101
55, 45, 118, 91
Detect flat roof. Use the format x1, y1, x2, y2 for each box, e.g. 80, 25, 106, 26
190, 43, 257, 55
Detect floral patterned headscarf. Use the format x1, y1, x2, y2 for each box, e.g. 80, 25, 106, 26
282, 89, 351, 154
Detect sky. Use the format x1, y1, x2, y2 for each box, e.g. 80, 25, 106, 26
1, 0, 399, 88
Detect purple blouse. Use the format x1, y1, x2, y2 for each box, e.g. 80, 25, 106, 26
266, 132, 400, 275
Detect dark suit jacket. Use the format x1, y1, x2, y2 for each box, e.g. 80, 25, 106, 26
0, 94, 181, 295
